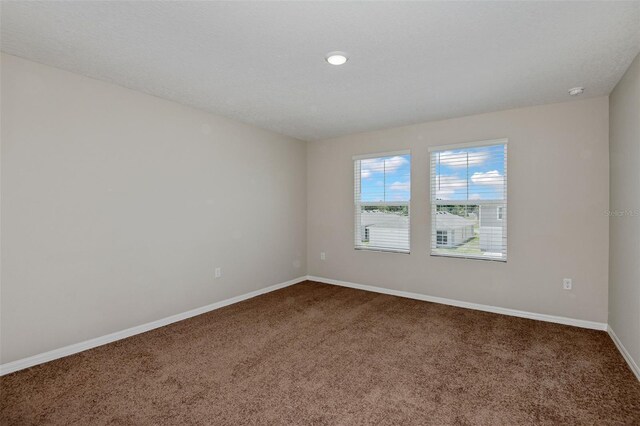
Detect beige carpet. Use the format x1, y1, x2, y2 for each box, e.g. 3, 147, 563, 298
1, 281, 639, 425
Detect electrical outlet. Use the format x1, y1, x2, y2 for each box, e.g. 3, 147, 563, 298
215, 267, 222, 279
563, 278, 572, 290
320, 252, 326, 261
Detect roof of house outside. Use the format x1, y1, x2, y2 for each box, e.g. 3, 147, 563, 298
361, 211, 475, 231
361, 212, 408, 229
434, 211, 476, 230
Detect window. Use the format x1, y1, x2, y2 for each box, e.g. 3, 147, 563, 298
354, 151, 410, 253
430, 140, 507, 261
436, 230, 448, 247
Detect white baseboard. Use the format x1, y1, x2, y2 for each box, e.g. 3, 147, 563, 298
7, 275, 634, 381
307, 275, 608, 331
0, 276, 307, 376
607, 326, 640, 381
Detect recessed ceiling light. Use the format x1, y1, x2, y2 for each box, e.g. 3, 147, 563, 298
326, 52, 348, 66
568, 87, 585, 96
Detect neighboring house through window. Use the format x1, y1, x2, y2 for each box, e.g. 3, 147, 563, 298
354, 151, 411, 253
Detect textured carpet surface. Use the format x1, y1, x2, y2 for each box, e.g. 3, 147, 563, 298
1, 281, 639, 425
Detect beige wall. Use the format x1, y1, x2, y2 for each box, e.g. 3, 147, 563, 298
0, 54, 307, 363
0, 52, 619, 366
609, 53, 640, 368
308, 97, 610, 323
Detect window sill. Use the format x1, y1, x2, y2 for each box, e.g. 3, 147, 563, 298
430, 252, 507, 262
355, 247, 410, 255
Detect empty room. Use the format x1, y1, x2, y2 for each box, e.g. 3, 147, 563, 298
1, 1, 639, 424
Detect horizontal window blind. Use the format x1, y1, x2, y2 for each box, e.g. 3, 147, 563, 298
430, 140, 507, 261
354, 152, 410, 253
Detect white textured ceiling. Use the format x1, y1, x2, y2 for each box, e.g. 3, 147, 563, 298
2, 1, 639, 141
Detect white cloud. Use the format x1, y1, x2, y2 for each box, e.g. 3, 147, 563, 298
389, 181, 410, 192
434, 174, 466, 199
435, 189, 455, 199
435, 174, 466, 189
470, 170, 503, 186
384, 156, 408, 171
360, 156, 408, 179
469, 193, 482, 200
437, 150, 488, 168
391, 194, 409, 201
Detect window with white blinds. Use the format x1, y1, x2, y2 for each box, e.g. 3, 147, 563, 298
430, 140, 507, 261
354, 151, 410, 253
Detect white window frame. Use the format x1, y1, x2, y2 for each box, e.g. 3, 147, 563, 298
429, 138, 508, 262
354, 150, 411, 254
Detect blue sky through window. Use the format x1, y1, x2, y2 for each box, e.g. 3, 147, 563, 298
434, 144, 505, 201
360, 154, 410, 203
358, 145, 505, 203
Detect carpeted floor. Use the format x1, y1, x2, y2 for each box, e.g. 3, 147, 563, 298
1, 281, 639, 425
